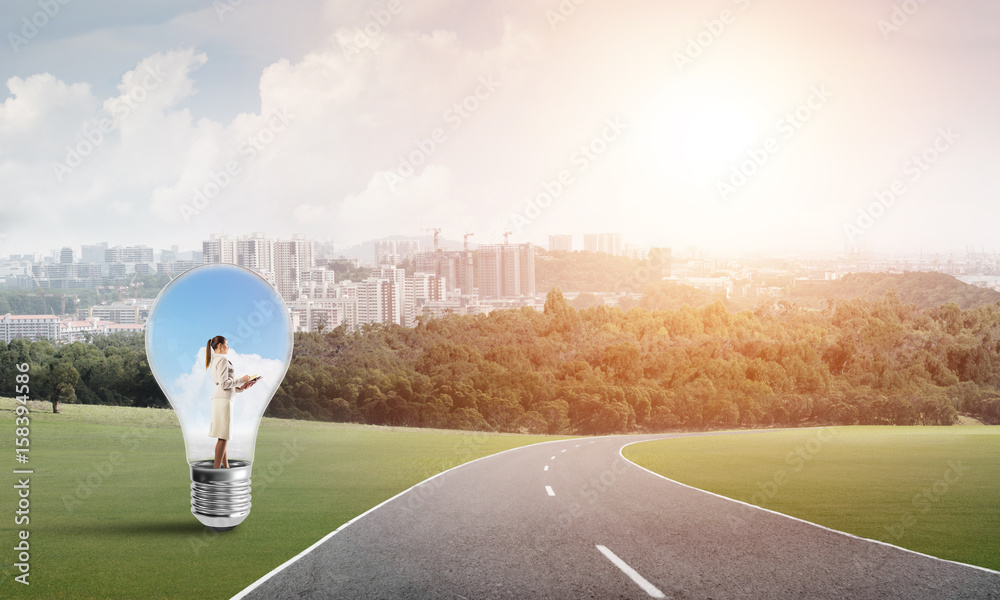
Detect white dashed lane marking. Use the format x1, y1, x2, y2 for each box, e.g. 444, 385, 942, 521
596, 545, 666, 598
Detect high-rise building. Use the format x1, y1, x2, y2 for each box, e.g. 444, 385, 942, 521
375, 239, 421, 266
518, 244, 536, 297
477, 246, 502, 299
606, 233, 623, 256
274, 234, 315, 301
0, 314, 62, 342
105, 245, 154, 263
407, 272, 445, 303
415, 249, 473, 295
583, 233, 622, 256
203, 233, 314, 301
357, 277, 397, 327
548, 235, 573, 252
158, 261, 201, 277
203, 234, 238, 265
81, 243, 108, 264
31, 261, 102, 288
649, 247, 672, 278
302, 267, 335, 284
406, 272, 446, 326
78, 300, 151, 324
289, 301, 344, 333
477, 243, 535, 299
313, 239, 338, 260
377, 266, 408, 327
237, 232, 276, 272
291, 278, 359, 332
59, 247, 74, 264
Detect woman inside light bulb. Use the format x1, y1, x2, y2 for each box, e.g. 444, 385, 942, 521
206, 335, 257, 469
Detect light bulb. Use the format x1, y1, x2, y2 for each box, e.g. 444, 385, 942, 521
145, 263, 293, 530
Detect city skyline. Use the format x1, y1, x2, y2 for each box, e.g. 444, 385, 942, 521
9, 230, 999, 265
5, 226, 1000, 346
1, 1, 998, 257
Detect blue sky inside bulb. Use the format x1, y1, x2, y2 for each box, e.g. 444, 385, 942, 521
145, 263, 293, 465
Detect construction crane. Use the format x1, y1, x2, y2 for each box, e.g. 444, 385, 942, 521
461, 232, 475, 295
502, 230, 512, 245
127, 271, 142, 299
97, 285, 126, 302
421, 228, 443, 278
421, 228, 442, 253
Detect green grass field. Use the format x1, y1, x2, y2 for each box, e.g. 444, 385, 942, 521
624, 426, 1000, 572
0, 398, 570, 599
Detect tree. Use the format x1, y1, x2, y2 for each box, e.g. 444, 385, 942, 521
43, 361, 79, 413
571, 293, 600, 310
544, 287, 572, 316
601, 343, 641, 384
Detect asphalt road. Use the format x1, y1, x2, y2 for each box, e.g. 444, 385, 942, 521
235, 433, 1000, 599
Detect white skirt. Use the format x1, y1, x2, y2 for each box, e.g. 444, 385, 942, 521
209, 396, 233, 440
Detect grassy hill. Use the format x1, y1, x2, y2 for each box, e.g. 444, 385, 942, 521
626, 427, 1000, 571
0, 398, 567, 599
535, 250, 647, 293
786, 272, 1000, 309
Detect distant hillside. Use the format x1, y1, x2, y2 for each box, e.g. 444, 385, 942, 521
535, 250, 647, 293
786, 272, 1000, 309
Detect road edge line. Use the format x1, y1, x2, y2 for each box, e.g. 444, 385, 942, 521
618, 437, 1000, 577
229, 436, 582, 599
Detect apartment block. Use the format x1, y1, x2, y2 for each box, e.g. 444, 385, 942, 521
1, 314, 62, 342
203, 232, 314, 301
548, 234, 573, 252
583, 233, 622, 256
77, 300, 151, 325
477, 243, 535, 299
375, 239, 420, 266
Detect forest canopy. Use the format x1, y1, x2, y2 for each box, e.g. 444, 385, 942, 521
4, 287, 999, 433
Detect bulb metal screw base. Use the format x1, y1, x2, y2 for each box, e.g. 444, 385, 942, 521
190, 459, 252, 531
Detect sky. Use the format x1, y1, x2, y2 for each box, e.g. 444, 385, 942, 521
1, 0, 998, 257
145, 263, 292, 462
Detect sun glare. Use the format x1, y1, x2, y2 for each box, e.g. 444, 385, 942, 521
637, 79, 766, 179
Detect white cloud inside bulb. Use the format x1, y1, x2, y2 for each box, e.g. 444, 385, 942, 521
168, 347, 287, 462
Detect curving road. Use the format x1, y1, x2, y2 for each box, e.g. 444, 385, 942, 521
234, 433, 1000, 599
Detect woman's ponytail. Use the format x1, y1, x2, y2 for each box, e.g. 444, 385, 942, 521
206, 335, 227, 369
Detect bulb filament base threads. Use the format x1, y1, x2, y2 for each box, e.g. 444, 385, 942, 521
190, 459, 252, 531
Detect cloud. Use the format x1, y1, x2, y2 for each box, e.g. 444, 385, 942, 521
0, 13, 539, 251
0, 73, 98, 161
1, 0, 998, 255
290, 164, 464, 241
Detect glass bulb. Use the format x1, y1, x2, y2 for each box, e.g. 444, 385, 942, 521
145, 263, 293, 530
